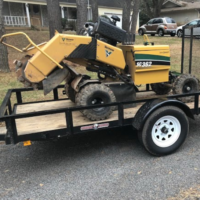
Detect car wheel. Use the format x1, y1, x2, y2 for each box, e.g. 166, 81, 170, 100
158, 29, 164, 37
177, 30, 183, 38
138, 29, 144, 36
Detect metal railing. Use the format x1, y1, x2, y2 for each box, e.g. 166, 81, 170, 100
68, 19, 76, 22
181, 24, 200, 74
3, 16, 28, 27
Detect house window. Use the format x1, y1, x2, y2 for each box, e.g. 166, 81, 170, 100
33, 5, 39, 14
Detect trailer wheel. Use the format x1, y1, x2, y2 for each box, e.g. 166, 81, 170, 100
173, 74, 199, 103
138, 106, 189, 156
151, 83, 171, 95
65, 84, 76, 103
76, 84, 116, 121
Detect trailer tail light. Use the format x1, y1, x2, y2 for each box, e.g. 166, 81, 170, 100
81, 123, 109, 131
164, 26, 168, 29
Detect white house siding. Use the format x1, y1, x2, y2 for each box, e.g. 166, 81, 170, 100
99, 7, 122, 28
99, 7, 139, 31
161, 10, 199, 25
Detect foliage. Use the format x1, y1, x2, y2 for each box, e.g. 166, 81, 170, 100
141, 0, 165, 18
67, 20, 76, 31
100, 15, 110, 20
61, 18, 67, 29
139, 11, 150, 26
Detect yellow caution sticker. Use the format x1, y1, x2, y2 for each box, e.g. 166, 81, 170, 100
23, 141, 31, 146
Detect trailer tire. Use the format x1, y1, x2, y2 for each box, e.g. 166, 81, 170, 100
173, 74, 199, 103
151, 83, 171, 95
138, 106, 189, 156
76, 84, 116, 121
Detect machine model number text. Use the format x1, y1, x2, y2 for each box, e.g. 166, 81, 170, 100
136, 61, 152, 67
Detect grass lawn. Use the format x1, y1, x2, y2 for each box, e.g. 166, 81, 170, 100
0, 30, 199, 106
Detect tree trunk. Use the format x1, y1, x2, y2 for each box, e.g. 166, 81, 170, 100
91, 0, 99, 22
122, 0, 132, 32
76, 0, 88, 34
47, 0, 62, 38
142, 0, 165, 18
153, 0, 165, 17
0, 0, 9, 72
131, 0, 140, 33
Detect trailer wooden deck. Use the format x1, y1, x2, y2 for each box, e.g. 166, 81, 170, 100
0, 127, 7, 135
15, 100, 142, 136
2, 91, 196, 136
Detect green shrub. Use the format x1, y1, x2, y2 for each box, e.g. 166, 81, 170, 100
61, 18, 67, 29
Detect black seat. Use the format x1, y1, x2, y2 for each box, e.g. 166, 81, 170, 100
111, 15, 120, 22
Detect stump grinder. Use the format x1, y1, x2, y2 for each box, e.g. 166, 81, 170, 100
1, 16, 199, 121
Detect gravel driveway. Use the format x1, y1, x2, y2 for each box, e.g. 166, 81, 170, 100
0, 116, 200, 200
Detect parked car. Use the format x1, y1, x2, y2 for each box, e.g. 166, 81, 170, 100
176, 19, 200, 37
138, 17, 177, 37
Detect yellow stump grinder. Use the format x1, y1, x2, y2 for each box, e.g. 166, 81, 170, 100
1, 16, 199, 121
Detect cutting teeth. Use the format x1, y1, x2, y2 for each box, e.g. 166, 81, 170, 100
14, 60, 23, 71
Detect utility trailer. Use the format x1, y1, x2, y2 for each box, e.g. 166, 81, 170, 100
0, 85, 199, 156
0, 24, 200, 156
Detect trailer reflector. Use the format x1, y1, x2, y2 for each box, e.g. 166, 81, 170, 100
81, 123, 109, 131
23, 141, 31, 146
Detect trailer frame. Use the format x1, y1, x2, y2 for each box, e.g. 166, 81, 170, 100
0, 84, 199, 146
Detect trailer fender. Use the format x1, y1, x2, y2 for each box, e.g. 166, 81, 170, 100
133, 99, 194, 131
75, 79, 101, 92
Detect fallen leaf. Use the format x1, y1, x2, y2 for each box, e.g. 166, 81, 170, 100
40, 184, 43, 187
138, 171, 142, 175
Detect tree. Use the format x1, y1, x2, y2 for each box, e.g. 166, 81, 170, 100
120, 0, 140, 33
122, 0, 132, 32
47, 0, 62, 38
0, 0, 9, 72
91, 0, 99, 22
76, 0, 88, 34
142, 0, 165, 18
131, 0, 140, 33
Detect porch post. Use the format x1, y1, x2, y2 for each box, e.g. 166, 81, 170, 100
25, 3, 31, 27
61, 6, 64, 18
